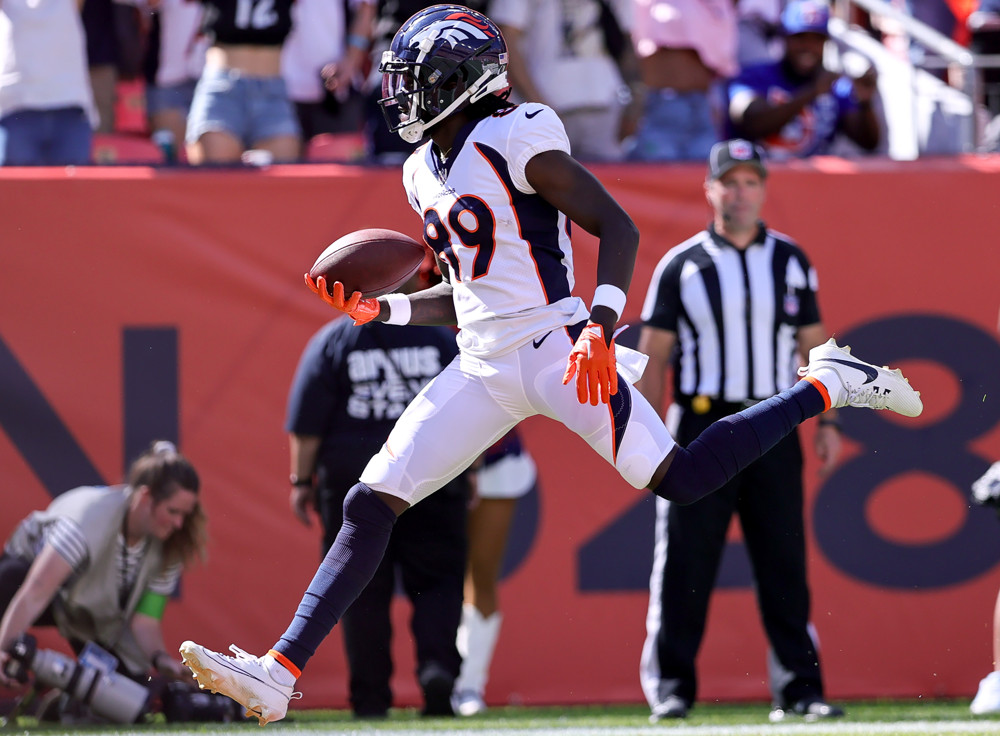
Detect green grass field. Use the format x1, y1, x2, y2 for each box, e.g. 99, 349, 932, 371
6, 701, 1000, 736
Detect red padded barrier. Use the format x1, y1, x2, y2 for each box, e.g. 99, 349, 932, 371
1, 156, 999, 709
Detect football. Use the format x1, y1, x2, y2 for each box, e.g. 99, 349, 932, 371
309, 228, 426, 298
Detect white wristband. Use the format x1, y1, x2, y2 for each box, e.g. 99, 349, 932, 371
592, 284, 627, 320
383, 293, 411, 325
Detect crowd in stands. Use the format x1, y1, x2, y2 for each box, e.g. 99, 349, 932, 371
0, 0, 997, 167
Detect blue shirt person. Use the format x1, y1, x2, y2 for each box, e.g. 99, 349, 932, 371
726, 0, 880, 158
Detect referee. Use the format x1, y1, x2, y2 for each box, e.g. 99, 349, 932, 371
635, 140, 845, 722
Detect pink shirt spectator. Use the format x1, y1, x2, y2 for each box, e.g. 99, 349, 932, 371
631, 0, 739, 78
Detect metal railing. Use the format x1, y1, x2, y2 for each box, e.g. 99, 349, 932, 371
837, 0, 1000, 151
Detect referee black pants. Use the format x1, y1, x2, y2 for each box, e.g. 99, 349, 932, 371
650, 406, 825, 709
318, 465, 467, 717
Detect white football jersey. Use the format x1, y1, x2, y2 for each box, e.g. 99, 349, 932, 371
401, 103, 590, 358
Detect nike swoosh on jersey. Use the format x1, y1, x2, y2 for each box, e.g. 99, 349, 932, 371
525, 109, 542, 119
816, 357, 879, 384
532, 331, 552, 348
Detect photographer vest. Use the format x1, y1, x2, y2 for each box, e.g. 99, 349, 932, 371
7, 486, 167, 675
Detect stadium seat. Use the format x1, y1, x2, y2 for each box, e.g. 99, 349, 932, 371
305, 132, 366, 163
91, 134, 165, 165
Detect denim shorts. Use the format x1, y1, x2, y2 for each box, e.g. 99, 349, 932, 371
147, 79, 198, 117
0, 106, 92, 166
186, 67, 300, 146
625, 88, 722, 162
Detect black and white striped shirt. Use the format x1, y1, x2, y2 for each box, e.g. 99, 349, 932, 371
641, 223, 821, 403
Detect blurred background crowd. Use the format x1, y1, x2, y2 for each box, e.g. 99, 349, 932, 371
1, 0, 998, 168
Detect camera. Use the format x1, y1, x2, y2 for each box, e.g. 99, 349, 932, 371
3, 634, 149, 724
160, 680, 249, 723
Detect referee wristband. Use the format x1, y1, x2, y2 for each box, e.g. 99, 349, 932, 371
592, 284, 627, 321
383, 293, 412, 325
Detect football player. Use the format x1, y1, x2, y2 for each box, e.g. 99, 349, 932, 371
179, 5, 923, 724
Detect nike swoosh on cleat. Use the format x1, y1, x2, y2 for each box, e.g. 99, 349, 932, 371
532, 331, 552, 348
817, 357, 879, 384
525, 109, 542, 119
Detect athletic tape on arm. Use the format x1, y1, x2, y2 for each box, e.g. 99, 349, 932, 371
383, 293, 412, 325
592, 284, 627, 320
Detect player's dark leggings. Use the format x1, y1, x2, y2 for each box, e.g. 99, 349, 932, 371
275, 484, 397, 670
273, 380, 826, 672
652, 380, 825, 504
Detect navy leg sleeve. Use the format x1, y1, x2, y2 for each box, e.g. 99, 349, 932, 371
274, 483, 397, 671
653, 381, 826, 505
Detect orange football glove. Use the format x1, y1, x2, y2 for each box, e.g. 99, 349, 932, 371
562, 322, 618, 406
304, 274, 381, 326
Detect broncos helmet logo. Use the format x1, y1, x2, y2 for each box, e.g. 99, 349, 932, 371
411, 16, 495, 50
444, 10, 493, 32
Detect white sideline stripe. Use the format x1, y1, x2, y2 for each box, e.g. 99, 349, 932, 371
99, 722, 1000, 736
269, 723, 1000, 736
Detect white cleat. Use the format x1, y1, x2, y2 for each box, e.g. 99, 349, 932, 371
972, 671, 1000, 714
179, 641, 301, 726
799, 338, 923, 418
451, 689, 487, 717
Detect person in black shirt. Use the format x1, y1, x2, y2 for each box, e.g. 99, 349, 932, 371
284, 252, 466, 717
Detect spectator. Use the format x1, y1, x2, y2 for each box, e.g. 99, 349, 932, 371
970, 307, 1000, 716
635, 140, 845, 723
983, 114, 1000, 151
281, 0, 375, 148
736, 0, 783, 67
285, 254, 467, 718
625, 0, 738, 161
726, 0, 880, 158
452, 430, 538, 716
972, 591, 1000, 714
489, 0, 640, 161
971, 461, 1000, 714
81, 0, 120, 134
185, 0, 301, 164
84, 0, 147, 135
871, 0, 965, 79
0, 0, 96, 166
0, 441, 206, 686
969, 0, 1000, 120
142, 0, 208, 163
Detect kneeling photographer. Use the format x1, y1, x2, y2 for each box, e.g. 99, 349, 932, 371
0, 441, 211, 722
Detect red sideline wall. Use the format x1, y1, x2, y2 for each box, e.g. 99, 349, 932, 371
1, 157, 999, 709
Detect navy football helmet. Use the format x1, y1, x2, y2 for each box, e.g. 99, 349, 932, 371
378, 5, 510, 143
